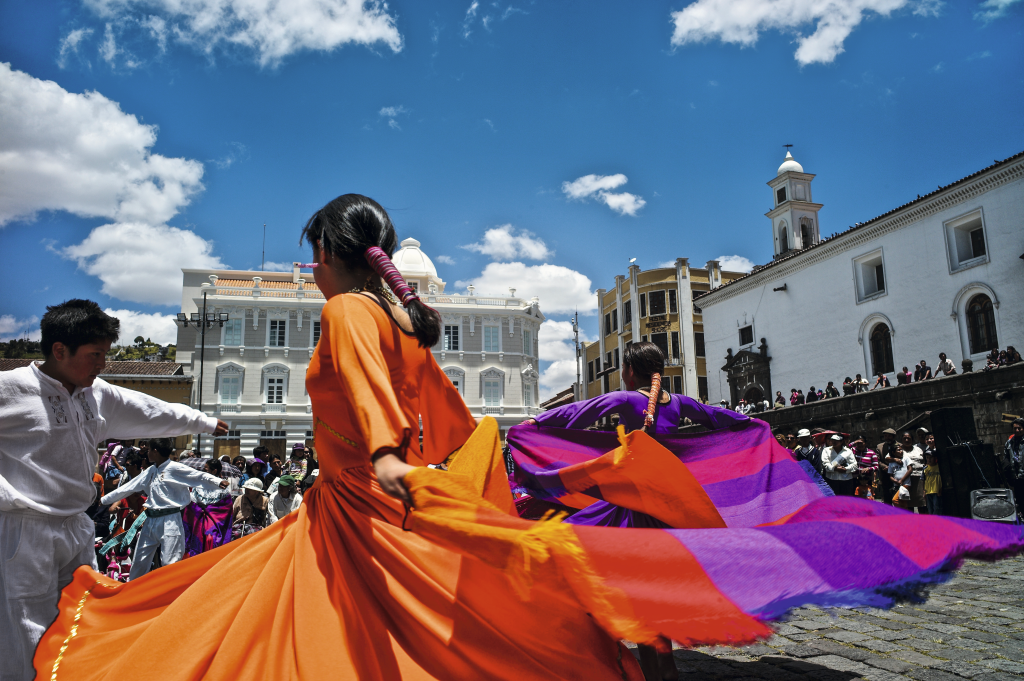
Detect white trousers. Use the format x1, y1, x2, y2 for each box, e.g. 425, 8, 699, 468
128, 513, 184, 581
0, 509, 96, 681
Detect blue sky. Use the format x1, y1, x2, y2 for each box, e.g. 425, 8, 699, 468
1, 0, 1021, 395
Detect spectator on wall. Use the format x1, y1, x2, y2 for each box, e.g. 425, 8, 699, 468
774, 391, 786, 408
854, 374, 869, 393
1006, 346, 1021, 365
936, 352, 957, 377
806, 387, 819, 403
842, 377, 856, 396
871, 372, 891, 389
795, 389, 806, 405
824, 381, 840, 399
914, 360, 932, 382
896, 366, 912, 385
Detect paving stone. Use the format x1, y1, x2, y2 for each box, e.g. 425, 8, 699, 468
925, 648, 987, 662
905, 669, 974, 681
803, 654, 873, 674
972, 673, 1022, 681
932, 661, 992, 678
770, 623, 803, 636
853, 639, 907, 654
808, 640, 875, 661
786, 633, 822, 642
918, 623, 970, 635
860, 671, 913, 681
864, 657, 918, 673
737, 644, 778, 658
980, 658, 1024, 674
789, 620, 836, 630
822, 630, 872, 643
954, 632, 1006, 644
994, 647, 1024, 662
892, 651, 943, 667
873, 630, 913, 642
834, 618, 884, 633
779, 645, 826, 659
765, 635, 795, 647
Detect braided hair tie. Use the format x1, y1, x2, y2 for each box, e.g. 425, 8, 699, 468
642, 372, 662, 432
364, 246, 419, 307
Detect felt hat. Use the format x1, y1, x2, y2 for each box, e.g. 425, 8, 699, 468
278, 475, 296, 487
796, 429, 811, 438
242, 478, 264, 491
882, 428, 897, 436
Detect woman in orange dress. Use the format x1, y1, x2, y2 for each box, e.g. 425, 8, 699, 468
35, 195, 649, 681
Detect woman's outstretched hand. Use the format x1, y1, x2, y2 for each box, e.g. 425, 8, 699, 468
373, 452, 415, 506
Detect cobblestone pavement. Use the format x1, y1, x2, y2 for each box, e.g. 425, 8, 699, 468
664, 555, 1024, 680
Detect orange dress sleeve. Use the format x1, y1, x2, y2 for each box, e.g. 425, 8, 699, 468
418, 358, 478, 465
322, 295, 412, 458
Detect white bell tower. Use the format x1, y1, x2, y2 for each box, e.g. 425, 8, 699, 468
766, 150, 823, 259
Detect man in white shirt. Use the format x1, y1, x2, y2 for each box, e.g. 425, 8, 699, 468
936, 352, 957, 377
821, 434, 858, 496
101, 437, 227, 579
267, 475, 303, 524
0, 300, 228, 681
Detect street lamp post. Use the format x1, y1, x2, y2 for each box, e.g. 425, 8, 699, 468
572, 311, 580, 402
176, 291, 229, 456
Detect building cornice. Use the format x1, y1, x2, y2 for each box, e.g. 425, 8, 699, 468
765, 201, 824, 219
700, 155, 1024, 308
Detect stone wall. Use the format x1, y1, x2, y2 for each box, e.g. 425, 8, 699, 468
758, 364, 1023, 450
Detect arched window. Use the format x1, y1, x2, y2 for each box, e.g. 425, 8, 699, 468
779, 223, 789, 253
869, 324, 894, 376
800, 219, 813, 248
967, 294, 998, 354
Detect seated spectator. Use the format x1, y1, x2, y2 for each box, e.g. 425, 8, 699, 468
914, 359, 932, 382
774, 391, 786, 408
233, 479, 269, 536
263, 455, 283, 491
194, 458, 232, 505
806, 387, 819, 403
1006, 346, 1021, 365
240, 458, 266, 486
232, 455, 247, 474
896, 366, 912, 385
871, 372, 891, 389
268, 476, 303, 523
842, 377, 856, 396
936, 352, 957, 377
824, 381, 840, 398
855, 374, 869, 392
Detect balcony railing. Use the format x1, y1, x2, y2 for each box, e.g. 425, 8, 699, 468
481, 405, 504, 415
218, 404, 241, 413
262, 403, 287, 413
201, 280, 533, 309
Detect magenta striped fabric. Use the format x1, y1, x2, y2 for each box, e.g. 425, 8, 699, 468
364, 246, 418, 306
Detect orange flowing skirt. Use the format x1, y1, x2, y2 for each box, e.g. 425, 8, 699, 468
36, 420, 644, 681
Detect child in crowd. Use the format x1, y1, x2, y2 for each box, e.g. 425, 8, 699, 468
923, 448, 944, 515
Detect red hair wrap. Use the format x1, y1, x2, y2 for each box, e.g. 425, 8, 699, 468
364, 246, 419, 307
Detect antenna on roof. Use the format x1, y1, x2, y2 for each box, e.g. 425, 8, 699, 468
261, 223, 266, 272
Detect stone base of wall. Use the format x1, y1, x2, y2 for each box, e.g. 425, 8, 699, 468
758, 364, 1023, 451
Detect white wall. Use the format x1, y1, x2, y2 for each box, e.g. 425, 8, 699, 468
702, 168, 1023, 404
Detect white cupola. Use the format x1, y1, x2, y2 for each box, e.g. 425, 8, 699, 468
765, 150, 823, 259
392, 237, 446, 294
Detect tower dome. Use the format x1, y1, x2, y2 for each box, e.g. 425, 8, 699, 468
392, 238, 446, 293
777, 151, 804, 175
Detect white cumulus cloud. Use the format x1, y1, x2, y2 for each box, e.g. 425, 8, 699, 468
105, 308, 178, 345
81, 0, 403, 67
538, 320, 593, 400
260, 261, 295, 272
435, 255, 456, 265
461, 225, 553, 261
975, 0, 1021, 20
0, 315, 42, 342
63, 222, 227, 306
57, 28, 94, 68
716, 254, 756, 273
670, 0, 935, 66
455, 262, 596, 315
379, 104, 408, 129
0, 62, 204, 227
562, 173, 646, 216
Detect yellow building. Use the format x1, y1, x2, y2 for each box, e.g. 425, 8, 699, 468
582, 260, 745, 401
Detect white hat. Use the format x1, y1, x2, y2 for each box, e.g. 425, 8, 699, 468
831, 434, 842, 441
242, 478, 264, 491
797, 429, 811, 437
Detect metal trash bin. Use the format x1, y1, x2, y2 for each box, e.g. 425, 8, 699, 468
970, 488, 1018, 523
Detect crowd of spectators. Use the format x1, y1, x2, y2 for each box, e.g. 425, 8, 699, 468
89, 440, 319, 580
725, 346, 1021, 414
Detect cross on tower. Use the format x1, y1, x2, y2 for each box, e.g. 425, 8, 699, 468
783, 144, 793, 151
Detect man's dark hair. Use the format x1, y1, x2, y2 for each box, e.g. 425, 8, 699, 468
125, 451, 146, 469
149, 437, 174, 458
1013, 418, 1024, 429
40, 299, 119, 358
269, 454, 283, 463
138, 440, 149, 447
253, 445, 270, 457
206, 458, 223, 476
622, 341, 665, 382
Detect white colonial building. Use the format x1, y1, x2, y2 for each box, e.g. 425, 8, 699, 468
698, 151, 1024, 407
176, 238, 544, 458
